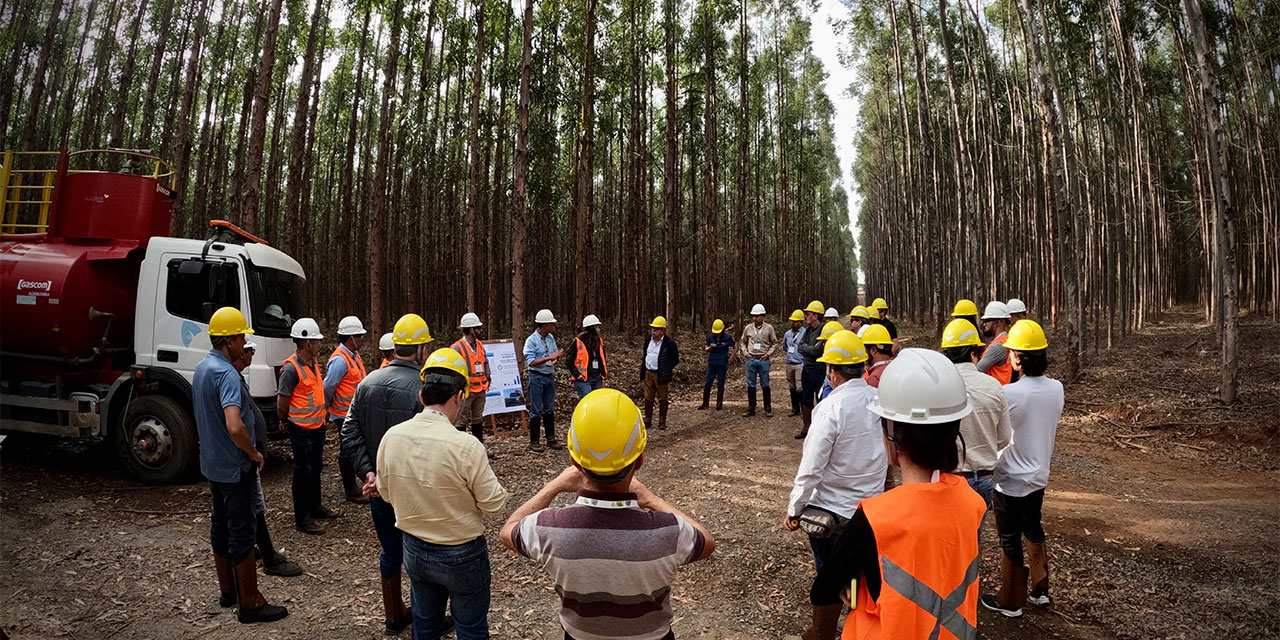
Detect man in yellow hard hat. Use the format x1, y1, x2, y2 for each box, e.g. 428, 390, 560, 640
815, 321, 845, 402
194, 307, 288, 624
785, 330, 886, 639
952, 299, 980, 335
740, 303, 779, 417
340, 314, 451, 635
500, 389, 715, 640
377, 347, 509, 638
869, 298, 897, 343
639, 316, 679, 430
848, 306, 871, 337
795, 301, 827, 438
699, 318, 734, 411
276, 317, 330, 535
782, 310, 807, 417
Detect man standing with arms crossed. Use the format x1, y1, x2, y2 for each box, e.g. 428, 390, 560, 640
324, 315, 369, 504
795, 300, 827, 439
740, 304, 779, 418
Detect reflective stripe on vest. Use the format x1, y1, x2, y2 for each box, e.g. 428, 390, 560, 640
842, 474, 986, 640
572, 336, 608, 381
328, 346, 367, 419
285, 355, 326, 428
452, 337, 490, 394
983, 333, 1012, 385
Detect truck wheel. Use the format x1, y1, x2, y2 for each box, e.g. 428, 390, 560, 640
116, 395, 198, 484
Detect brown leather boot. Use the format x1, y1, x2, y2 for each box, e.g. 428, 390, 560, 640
658, 397, 669, 430
215, 553, 236, 607
800, 603, 842, 640
715, 386, 724, 410
233, 555, 288, 623
381, 573, 412, 634
742, 387, 757, 417
1026, 540, 1051, 605
643, 398, 654, 429
697, 386, 710, 410
997, 552, 1027, 616
796, 404, 812, 438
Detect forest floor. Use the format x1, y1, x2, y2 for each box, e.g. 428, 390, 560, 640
1, 307, 1277, 640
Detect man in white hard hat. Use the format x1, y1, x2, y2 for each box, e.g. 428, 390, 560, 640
452, 313, 492, 453
740, 304, 779, 417
276, 318, 329, 534
324, 316, 369, 504
377, 333, 394, 369
566, 314, 608, 400
523, 309, 564, 451
1006, 298, 1028, 324
978, 301, 1015, 385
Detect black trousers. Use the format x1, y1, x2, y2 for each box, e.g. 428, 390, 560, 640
210, 468, 258, 564
799, 365, 825, 408
993, 488, 1046, 564
289, 422, 326, 521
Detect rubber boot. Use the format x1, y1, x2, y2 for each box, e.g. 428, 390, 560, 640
800, 603, 842, 640
658, 397, 669, 430
788, 389, 801, 417
381, 573, 413, 635
797, 404, 812, 439
340, 448, 368, 504
545, 415, 562, 449
1027, 540, 1051, 605
997, 552, 1027, 615
742, 388, 757, 417
716, 386, 724, 410
215, 553, 236, 608
762, 387, 773, 417
643, 398, 654, 430
233, 555, 288, 623
698, 386, 710, 410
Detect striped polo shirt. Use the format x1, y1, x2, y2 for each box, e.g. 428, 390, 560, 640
511, 490, 706, 640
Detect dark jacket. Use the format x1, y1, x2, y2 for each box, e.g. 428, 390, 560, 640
705, 333, 734, 366
798, 324, 825, 370
340, 359, 423, 479
241, 377, 267, 455
639, 335, 680, 384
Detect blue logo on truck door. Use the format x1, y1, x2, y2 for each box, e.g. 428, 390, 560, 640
181, 321, 201, 347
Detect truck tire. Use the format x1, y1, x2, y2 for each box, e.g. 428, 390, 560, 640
115, 394, 198, 484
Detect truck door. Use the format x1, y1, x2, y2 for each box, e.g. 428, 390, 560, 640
152, 255, 248, 380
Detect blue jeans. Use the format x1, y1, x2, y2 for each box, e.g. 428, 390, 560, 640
809, 535, 837, 574
369, 497, 402, 578
572, 377, 603, 400
703, 363, 727, 389
289, 423, 326, 523
966, 474, 994, 536
209, 468, 258, 564
403, 534, 491, 640
745, 358, 771, 390
252, 473, 266, 517
528, 372, 555, 419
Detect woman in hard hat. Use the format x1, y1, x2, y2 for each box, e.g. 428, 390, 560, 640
699, 318, 734, 411
808, 348, 987, 640
567, 314, 608, 400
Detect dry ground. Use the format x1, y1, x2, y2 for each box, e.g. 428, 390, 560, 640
2, 307, 1277, 640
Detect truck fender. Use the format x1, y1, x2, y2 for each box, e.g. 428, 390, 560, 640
103, 366, 194, 437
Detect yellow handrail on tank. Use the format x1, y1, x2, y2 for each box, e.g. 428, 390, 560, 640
1, 149, 176, 235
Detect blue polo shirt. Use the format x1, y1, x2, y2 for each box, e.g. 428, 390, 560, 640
193, 350, 258, 483
524, 331, 558, 375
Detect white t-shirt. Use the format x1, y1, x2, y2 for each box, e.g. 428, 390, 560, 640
788, 378, 887, 517
645, 338, 662, 371
993, 375, 1064, 497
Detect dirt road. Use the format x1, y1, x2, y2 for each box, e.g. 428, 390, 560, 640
2, 310, 1277, 639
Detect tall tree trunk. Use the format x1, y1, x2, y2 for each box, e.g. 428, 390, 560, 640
511, 0, 534, 336
240, 0, 285, 232
573, 0, 598, 323
20, 0, 66, 150
663, 0, 680, 330
370, 0, 405, 332
465, 0, 487, 313
285, 0, 328, 256
108, 0, 151, 146
137, 0, 175, 146
701, 0, 719, 319
171, 0, 211, 227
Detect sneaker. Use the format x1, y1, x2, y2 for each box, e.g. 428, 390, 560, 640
529, 442, 545, 452
1029, 589, 1052, 606
262, 554, 303, 577
980, 594, 1023, 618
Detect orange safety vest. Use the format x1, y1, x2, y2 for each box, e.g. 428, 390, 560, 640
284, 354, 327, 429
327, 345, 367, 419
379, 356, 393, 370
571, 336, 608, 381
451, 337, 490, 394
843, 474, 986, 640
982, 333, 1013, 385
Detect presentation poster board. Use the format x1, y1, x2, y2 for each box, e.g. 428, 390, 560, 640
482, 340, 528, 417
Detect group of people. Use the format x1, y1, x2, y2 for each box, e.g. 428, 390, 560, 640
191, 291, 1063, 640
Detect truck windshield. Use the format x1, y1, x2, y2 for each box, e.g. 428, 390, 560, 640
247, 266, 308, 338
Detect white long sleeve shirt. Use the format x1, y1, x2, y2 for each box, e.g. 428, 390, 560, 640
788, 377, 888, 518
994, 375, 1064, 497
954, 363, 1013, 472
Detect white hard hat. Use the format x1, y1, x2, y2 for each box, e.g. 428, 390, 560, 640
290, 318, 324, 340
378, 332, 394, 351
1006, 298, 1027, 314
868, 349, 973, 424
824, 307, 839, 319
582, 314, 602, 328
460, 312, 483, 329
337, 315, 367, 336
535, 309, 557, 324
981, 301, 1011, 320
243, 340, 257, 349
749, 303, 766, 316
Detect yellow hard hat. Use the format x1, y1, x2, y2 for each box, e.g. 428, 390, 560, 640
818, 330, 868, 365
871, 298, 889, 311
940, 319, 984, 349
393, 313, 433, 345
788, 309, 805, 322
711, 319, 724, 334
951, 299, 979, 317
1005, 319, 1049, 351
420, 347, 470, 397
568, 388, 647, 474
850, 306, 870, 319
650, 316, 668, 329
818, 320, 843, 341
804, 300, 826, 315
861, 324, 893, 346
209, 307, 254, 336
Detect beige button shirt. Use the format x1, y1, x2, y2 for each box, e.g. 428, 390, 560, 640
740, 322, 779, 358
376, 408, 509, 545
954, 363, 1013, 472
